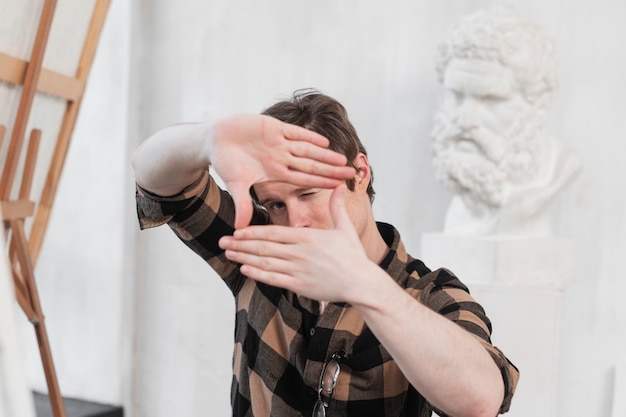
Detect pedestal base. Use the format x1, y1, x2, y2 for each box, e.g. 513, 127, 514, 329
421, 233, 576, 286
421, 233, 575, 417
470, 285, 562, 417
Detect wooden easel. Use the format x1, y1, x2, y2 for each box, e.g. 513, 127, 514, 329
0, 1, 110, 416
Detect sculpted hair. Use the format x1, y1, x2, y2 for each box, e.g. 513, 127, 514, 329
262, 89, 375, 202
436, 5, 557, 103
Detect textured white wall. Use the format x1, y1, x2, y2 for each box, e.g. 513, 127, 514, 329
17, 0, 626, 416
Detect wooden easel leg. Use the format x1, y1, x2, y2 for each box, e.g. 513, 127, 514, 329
10, 220, 66, 417
35, 319, 66, 417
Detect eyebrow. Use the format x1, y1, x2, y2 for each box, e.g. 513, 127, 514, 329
258, 196, 276, 206
257, 187, 313, 206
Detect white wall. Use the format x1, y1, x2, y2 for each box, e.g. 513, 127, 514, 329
17, 0, 626, 416
549, 0, 626, 412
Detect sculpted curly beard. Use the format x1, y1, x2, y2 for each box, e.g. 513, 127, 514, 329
432, 112, 538, 211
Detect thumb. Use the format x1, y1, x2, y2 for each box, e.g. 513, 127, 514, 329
230, 185, 254, 230
329, 183, 352, 230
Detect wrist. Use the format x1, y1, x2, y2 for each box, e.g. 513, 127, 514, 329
348, 261, 398, 312
193, 120, 215, 168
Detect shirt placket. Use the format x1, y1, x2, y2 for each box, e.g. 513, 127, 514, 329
302, 302, 342, 386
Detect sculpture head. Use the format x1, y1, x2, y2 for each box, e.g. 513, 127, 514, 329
432, 6, 557, 210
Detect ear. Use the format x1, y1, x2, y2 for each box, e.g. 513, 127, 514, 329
352, 153, 371, 191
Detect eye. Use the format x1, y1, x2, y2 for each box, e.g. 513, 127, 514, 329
299, 189, 319, 199
480, 94, 506, 103
264, 201, 286, 213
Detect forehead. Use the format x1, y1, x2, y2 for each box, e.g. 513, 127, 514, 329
444, 58, 516, 97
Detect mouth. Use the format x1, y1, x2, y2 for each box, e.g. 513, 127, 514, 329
455, 138, 481, 153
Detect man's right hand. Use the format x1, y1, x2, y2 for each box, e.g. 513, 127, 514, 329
211, 114, 355, 229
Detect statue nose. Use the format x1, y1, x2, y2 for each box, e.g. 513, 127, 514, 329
455, 97, 479, 131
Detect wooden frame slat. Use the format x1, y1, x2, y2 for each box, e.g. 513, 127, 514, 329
19, 129, 42, 199
0, 200, 35, 221
0, 52, 84, 101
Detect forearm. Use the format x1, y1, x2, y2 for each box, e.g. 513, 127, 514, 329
352, 265, 504, 417
132, 122, 213, 196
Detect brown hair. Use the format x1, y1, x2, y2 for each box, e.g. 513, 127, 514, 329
262, 89, 375, 202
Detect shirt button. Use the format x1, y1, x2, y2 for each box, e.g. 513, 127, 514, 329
309, 328, 316, 337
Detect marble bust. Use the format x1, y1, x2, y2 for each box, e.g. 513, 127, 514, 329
431, 6, 581, 237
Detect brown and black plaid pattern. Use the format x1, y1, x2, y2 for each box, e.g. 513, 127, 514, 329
136, 171, 519, 417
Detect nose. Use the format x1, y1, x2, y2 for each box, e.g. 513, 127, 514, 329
455, 97, 479, 131
287, 204, 312, 228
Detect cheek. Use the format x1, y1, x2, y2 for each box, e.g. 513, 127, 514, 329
342, 195, 366, 232
312, 202, 333, 227
484, 98, 532, 132
305, 194, 335, 228
268, 214, 289, 226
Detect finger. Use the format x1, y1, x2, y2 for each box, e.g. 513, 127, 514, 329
224, 247, 293, 272
239, 264, 296, 292
220, 236, 294, 260
289, 157, 355, 179
329, 184, 352, 230
288, 140, 349, 167
232, 224, 305, 244
278, 168, 350, 190
230, 186, 254, 230
281, 123, 330, 148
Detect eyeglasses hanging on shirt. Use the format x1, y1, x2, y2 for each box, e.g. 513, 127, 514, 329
313, 351, 344, 417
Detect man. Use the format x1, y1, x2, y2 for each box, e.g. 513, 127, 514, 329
133, 90, 518, 416
432, 6, 581, 236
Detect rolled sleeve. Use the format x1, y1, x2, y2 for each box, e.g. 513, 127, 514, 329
417, 268, 519, 414
135, 171, 213, 229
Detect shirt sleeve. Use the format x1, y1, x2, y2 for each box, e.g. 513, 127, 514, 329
415, 268, 520, 414
135, 170, 268, 293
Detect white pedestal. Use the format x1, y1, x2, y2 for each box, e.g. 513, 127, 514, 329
421, 233, 575, 286
421, 233, 575, 417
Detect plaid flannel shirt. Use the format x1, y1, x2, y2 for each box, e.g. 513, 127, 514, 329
136, 171, 519, 417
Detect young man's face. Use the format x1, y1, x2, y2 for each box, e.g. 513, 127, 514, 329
253, 152, 369, 233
